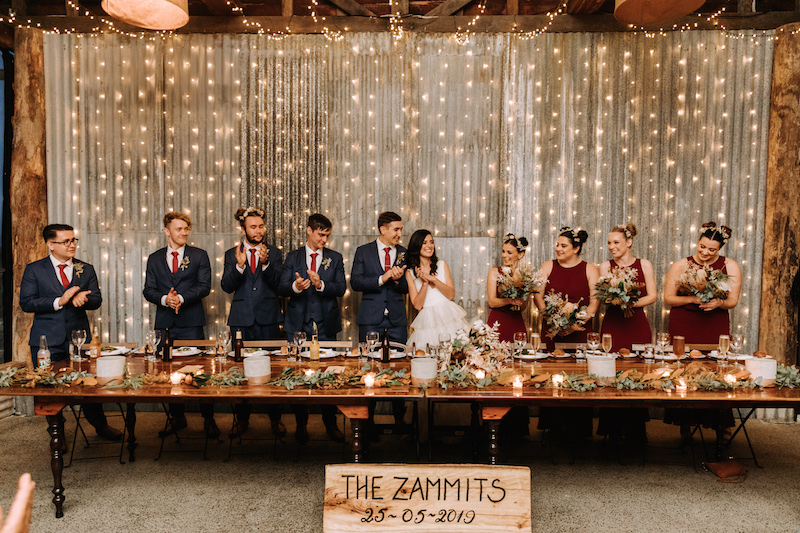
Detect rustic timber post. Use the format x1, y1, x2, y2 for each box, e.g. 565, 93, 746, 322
760, 23, 800, 364
10, 27, 47, 366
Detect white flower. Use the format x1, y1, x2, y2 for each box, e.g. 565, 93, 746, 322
576, 311, 588, 321
501, 266, 512, 275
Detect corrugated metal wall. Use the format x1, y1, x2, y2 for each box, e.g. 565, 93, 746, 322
43, 30, 772, 348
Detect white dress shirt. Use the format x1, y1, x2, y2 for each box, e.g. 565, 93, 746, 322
292, 244, 326, 294
376, 239, 396, 287
49, 255, 73, 311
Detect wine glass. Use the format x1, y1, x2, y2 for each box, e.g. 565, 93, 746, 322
366, 331, 379, 360
513, 332, 526, 355
71, 330, 87, 362
587, 332, 600, 354
215, 329, 229, 363
602, 333, 613, 356
358, 342, 368, 365
729, 334, 743, 368
291, 331, 307, 363
718, 334, 731, 370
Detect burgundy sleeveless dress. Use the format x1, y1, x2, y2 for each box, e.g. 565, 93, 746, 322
668, 256, 730, 343
487, 267, 527, 343
601, 259, 652, 352
542, 260, 593, 352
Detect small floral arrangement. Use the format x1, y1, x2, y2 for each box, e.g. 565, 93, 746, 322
179, 257, 190, 271
451, 320, 513, 374
542, 291, 588, 339
73, 261, 84, 278
595, 266, 643, 318
497, 264, 545, 310
320, 257, 332, 270
676, 262, 731, 303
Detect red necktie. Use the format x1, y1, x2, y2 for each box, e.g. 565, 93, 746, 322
171, 251, 179, 274
310, 253, 318, 272
58, 264, 69, 288
384, 247, 391, 273
250, 248, 257, 274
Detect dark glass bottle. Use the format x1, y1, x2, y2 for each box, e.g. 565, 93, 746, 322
162, 328, 172, 362
233, 330, 244, 362
381, 328, 390, 363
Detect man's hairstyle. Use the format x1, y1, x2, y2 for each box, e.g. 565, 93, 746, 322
235, 207, 266, 227
43, 224, 74, 242
377, 211, 402, 229
163, 212, 192, 229
308, 213, 332, 232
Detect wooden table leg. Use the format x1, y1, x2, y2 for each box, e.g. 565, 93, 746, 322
338, 405, 369, 463
483, 407, 512, 466
36, 401, 67, 518
126, 403, 138, 462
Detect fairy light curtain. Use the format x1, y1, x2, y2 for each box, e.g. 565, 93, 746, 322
43, 30, 771, 348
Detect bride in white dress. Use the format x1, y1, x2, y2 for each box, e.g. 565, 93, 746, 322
405, 229, 469, 349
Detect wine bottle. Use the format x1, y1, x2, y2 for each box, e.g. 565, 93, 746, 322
162, 328, 172, 362
310, 322, 320, 362
37, 335, 51, 368
381, 328, 390, 363
89, 326, 101, 359
233, 330, 244, 362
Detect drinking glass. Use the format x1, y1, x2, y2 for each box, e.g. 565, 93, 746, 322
602, 333, 613, 356
366, 331, 379, 360
291, 331, 307, 363
730, 334, 743, 366
530, 333, 541, 354
575, 343, 587, 363
656, 332, 670, 352
718, 334, 731, 369
358, 342, 368, 365
587, 332, 600, 354
643, 344, 655, 363
71, 329, 86, 362
513, 332, 526, 356
144, 330, 156, 362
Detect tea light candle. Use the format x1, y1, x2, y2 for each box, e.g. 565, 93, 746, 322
676, 379, 688, 393
474, 369, 486, 380
512, 376, 523, 390
364, 373, 375, 388
552, 374, 564, 388
170, 372, 182, 385
304, 369, 315, 378
724, 374, 736, 385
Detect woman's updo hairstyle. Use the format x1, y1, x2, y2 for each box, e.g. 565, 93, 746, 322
502, 233, 528, 254
699, 221, 732, 248
611, 224, 638, 239
559, 226, 589, 255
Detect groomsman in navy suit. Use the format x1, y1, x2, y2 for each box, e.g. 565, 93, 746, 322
19, 224, 120, 440
143, 212, 215, 437
279, 213, 346, 443
221, 207, 284, 437
350, 211, 409, 427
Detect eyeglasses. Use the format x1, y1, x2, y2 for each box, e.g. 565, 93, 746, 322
50, 238, 79, 246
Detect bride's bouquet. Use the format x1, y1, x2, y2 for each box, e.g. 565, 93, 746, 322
594, 266, 643, 318
676, 263, 731, 303
543, 291, 588, 339
497, 264, 545, 310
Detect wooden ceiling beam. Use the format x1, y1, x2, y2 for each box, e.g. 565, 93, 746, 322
325, 0, 377, 17
11, 0, 27, 17
200, 0, 245, 16
426, 0, 476, 17
566, 0, 606, 15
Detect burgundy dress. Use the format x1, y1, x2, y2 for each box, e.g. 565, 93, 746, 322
542, 260, 593, 352
601, 259, 653, 352
487, 267, 527, 343
668, 256, 730, 343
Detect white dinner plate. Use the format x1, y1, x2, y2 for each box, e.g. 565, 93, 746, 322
619, 352, 638, 358
516, 352, 549, 361
654, 353, 687, 361
98, 346, 130, 356
299, 348, 339, 359
172, 347, 202, 357
368, 349, 406, 360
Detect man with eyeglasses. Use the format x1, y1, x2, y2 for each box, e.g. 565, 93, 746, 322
20, 224, 122, 441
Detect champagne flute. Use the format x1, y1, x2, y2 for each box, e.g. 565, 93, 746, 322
718, 334, 730, 369
71, 330, 87, 362
602, 333, 613, 356
292, 331, 307, 364
656, 332, 670, 367
729, 334, 743, 368
530, 333, 541, 354
366, 331, 379, 359
587, 332, 600, 354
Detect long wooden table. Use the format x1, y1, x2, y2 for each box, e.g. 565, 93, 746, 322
4, 355, 800, 518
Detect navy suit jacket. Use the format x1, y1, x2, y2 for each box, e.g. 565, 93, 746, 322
143, 246, 211, 329
350, 241, 409, 327
220, 244, 283, 327
278, 247, 346, 338
20, 257, 102, 347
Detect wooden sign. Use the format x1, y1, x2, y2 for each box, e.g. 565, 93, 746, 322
323, 464, 531, 532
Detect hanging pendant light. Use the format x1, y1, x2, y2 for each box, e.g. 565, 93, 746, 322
614, 0, 704, 26
101, 0, 189, 31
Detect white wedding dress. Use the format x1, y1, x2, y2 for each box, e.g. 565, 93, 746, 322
407, 263, 469, 350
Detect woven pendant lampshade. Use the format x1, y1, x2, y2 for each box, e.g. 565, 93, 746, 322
614, 0, 704, 26
101, 0, 189, 30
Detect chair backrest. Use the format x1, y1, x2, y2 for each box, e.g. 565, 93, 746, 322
319, 340, 353, 349
173, 340, 215, 348
554, 342, 581, 351
686, 343, 719, 352
80, 342, 139, 350
243, 340, 288, 348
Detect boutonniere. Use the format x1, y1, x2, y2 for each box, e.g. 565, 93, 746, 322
73, 262, 84, 278
321, 257, 332, 271
179, 257, 190, 271
395, 252, 405, 266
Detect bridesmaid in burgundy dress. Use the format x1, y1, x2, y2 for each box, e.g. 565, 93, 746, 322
663, 222, 742, 444
534, 227, 599, 439
486, 234, 530, 342
534, 227, 599, 353
598, 224, 656, 352
597, 224, 656, 442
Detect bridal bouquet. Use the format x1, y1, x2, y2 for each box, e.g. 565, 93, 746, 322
676, 263, 731, 303
594, 266, 643, 318
497, 264, 545, 310
451, 320, 512, 374
543, 291, 588, 339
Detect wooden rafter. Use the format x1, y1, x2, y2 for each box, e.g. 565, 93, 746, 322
566, 0, 605, 15
426, 0, 475, 17
326, 0, 377, 17
201, 0, 245, 16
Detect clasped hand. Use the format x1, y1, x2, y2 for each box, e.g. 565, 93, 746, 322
165, 287, 181, 313
383, 265, 406, 283
294, 271, 321, 291
699, 298, 723, 311
415, 267, 436, 287
59, 286, 92, 308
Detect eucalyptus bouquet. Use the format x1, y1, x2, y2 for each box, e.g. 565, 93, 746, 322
497, 265, 545, 310
543, 291, 588, 339
677, 263, 731, 303
595, 266, 643, 318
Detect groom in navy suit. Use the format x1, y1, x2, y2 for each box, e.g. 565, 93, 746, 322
143, 212, 215, 437
279, 213, 346, 442
221, 207, 284, 438
20, 224, 120, 440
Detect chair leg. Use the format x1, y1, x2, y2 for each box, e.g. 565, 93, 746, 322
117, 403, 128, 465
733, 408, 762, 468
